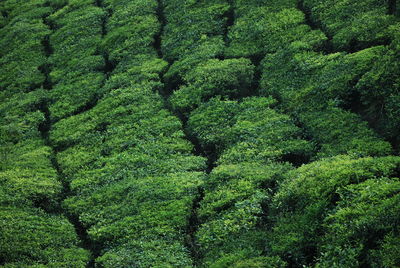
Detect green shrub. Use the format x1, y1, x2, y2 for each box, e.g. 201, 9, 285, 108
303, 0, 396, 51
269, 155, 400, 266
0, 140, 61, 208
317, 177, 400, 267
0, 206, 89, 267
163, 37, 225, 90
260, 45, 388, 112
199, 162, 292, 221
226, 7, 325, 58
170, 58, 254, 114
211, 253, 286, 268
188, 97, 312, 163
260, 43, 396, 155
197, 191, 269, 266
102, 13, 159, 63
355, 40, 400, 147
97, 239, 194, 267
370, 233, 400, 268
47, 3, 105, 121
0, 19, 49, 93
187, 97, 240, 155
300, 107, 392, 159
161, 0, 229, 61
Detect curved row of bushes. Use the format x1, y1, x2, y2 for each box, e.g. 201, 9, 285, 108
0, 1, 89, 266
302, 0, 398, 51
46, 0, 105, 122
225, 0, 326, 59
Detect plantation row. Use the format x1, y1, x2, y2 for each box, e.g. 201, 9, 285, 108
0, 0, 399, 267
0, 1, 90, 266
301, 0, 399, 51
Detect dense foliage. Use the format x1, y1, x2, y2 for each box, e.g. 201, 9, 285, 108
1, 0, 399, 267
0, 1, 89, 266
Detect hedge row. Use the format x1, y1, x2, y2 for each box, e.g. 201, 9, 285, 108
0, 1, 89, 266
186, 84, 398, 267
0, 1, 51, 94
161, 0, 229, 90
0, 0, 54, 29
268, 155, 400, 267
170, 58, 255, 115
187, 97, 313, 267
225, 0, 326, 59
46, 0, 105, 121
260, 30, 399, 155
49, 0, 206, 266
187, 103, 398, 267
302, 0, 399, 51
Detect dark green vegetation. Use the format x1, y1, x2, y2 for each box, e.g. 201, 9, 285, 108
1, 0, 399, 267
0, 1, 89, 266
